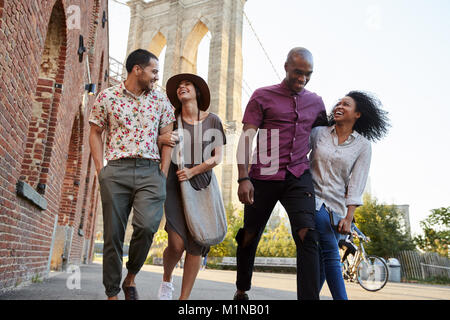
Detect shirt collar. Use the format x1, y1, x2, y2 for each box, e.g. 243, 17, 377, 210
120, 82, 151, 100
329, 125, 359, 145
330, 125, 358, 136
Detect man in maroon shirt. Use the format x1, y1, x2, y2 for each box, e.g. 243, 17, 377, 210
234, 47, 327, 300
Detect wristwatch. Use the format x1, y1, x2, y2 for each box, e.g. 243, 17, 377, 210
237, 177, 251, 183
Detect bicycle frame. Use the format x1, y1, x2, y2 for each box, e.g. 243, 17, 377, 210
359, 238, 369, 263
345, 238, 361, 281
342, 226, 369, 281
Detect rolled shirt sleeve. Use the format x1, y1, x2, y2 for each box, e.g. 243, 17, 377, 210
159, 96, 176, 129
89, 92, 108, 128
345, 142, 372, 207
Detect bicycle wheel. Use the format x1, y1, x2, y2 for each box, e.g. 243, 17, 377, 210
356, 255, 389, 291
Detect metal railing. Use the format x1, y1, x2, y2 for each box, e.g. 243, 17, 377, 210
109, 56, 126, 86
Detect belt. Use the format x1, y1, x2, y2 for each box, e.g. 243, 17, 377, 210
107, 158, 159, 166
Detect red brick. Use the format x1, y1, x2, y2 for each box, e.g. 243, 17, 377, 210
37, 78, 54, 87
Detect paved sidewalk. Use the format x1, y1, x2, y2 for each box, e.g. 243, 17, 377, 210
0, 262, 300, 300
0, 261, 449, 300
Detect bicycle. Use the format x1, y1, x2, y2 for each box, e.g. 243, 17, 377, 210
339, 224, 389, 292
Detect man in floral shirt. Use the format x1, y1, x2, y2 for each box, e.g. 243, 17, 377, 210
89, 49, 175, 300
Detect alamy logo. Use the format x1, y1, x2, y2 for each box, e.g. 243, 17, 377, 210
66, 265, 81, 290
67, 5, 81, 30
366, 5, 382, 31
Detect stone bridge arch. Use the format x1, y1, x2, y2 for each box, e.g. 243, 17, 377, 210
148, 31, 167, 58
180, 20, 209, 74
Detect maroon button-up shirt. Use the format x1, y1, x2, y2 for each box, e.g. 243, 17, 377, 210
242, 80, 327, 180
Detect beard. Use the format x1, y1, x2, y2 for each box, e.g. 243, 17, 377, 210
139, 77, 153, 92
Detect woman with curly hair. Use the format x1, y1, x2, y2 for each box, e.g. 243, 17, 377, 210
309, 91, 390, 300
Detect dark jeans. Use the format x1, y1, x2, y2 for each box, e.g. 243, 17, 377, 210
235, 170, 320, 300
99, 158, 166, 297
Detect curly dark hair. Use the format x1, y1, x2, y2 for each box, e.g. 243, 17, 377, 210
328, 91, 390, 142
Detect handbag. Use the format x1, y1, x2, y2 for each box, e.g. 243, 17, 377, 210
175, 116, 227, 246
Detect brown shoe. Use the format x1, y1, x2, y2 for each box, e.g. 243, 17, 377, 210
122, 283, 139, 300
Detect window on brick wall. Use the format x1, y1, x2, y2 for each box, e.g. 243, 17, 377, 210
19, 0, 67, 194
58, 111, 83, 227
97, 51, 104, 92
0, 0, 4, 28
86, 174, 99, 241
78, 155, 92, 236
88, 0, 100, 70
86, 174, 100, 262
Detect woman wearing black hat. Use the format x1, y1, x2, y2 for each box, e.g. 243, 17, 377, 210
157, 73, 226, 300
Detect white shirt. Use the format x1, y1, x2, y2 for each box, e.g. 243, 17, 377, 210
309, 125, 372, 218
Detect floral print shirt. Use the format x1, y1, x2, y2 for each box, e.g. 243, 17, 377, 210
89, 82, 175, 161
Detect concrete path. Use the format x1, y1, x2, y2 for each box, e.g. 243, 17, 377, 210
0, 261, 449, 300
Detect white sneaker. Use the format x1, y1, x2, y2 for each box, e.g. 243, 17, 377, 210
158, 281, 174, 300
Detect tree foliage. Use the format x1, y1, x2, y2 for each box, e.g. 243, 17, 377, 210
414, 207, 449, 257
209, 204, 244, 257
354, 194, 415, 258
256, 218, 296, 257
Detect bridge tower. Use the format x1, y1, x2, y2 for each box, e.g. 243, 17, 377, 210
126, 0, 246, 207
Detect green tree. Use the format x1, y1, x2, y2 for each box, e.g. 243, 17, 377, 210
354, 194, 415, 258
256, 218, 296, 257
414, 207, 449, 257
153, 228, 168, 245
148, 228, 169, 259
209, 204, 243, 257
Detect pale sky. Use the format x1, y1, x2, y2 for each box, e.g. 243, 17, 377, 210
108, 0, 450, 236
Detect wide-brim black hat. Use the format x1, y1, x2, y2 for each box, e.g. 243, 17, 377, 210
166, 73, 211, 111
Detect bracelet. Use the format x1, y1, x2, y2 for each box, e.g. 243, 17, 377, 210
237, 177, 251, 183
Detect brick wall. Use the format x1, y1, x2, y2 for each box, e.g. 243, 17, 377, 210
0, 0, 109, 290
